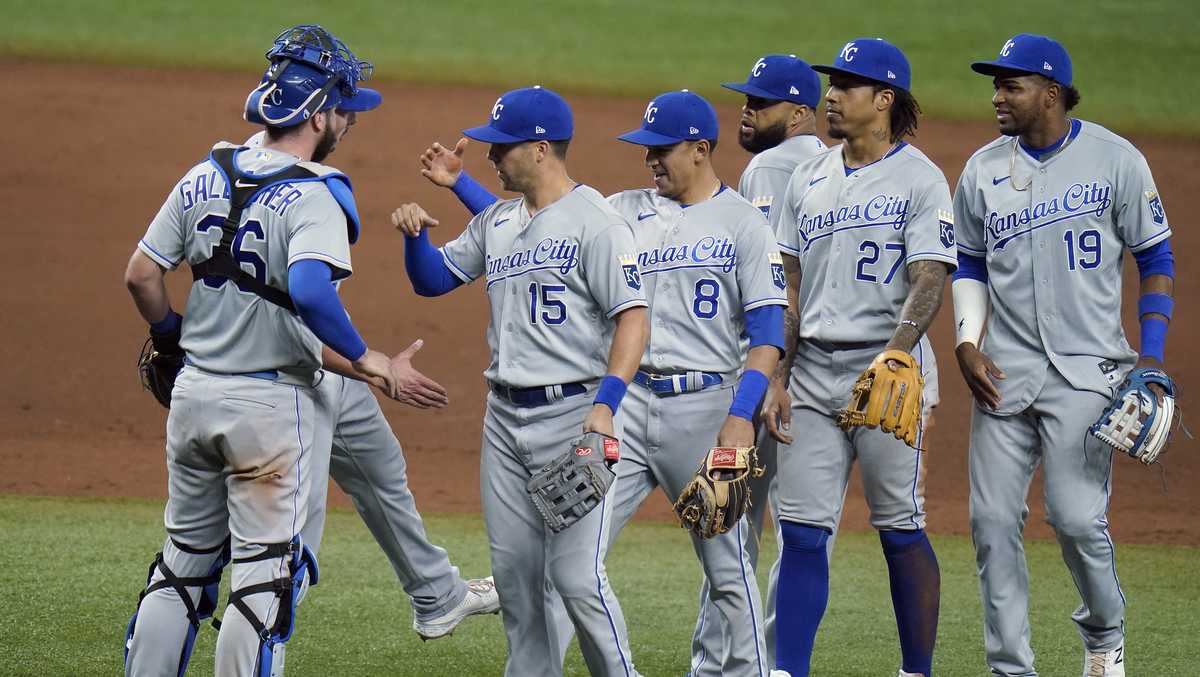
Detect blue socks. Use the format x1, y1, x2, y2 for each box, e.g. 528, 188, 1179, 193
775, 521, 830, 676
880, 529, 940, 677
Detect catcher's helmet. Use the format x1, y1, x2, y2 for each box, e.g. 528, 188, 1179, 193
244, 24, 381, 127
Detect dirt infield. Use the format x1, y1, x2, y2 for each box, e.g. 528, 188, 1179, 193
2, 60, 1197, 545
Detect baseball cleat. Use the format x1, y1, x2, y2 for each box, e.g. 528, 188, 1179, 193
897, 671, 926, 677
1084, 643, 1125, 677
413, 576, 500, 641
768, 672, 793, 677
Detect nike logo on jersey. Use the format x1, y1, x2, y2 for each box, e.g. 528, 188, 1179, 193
234, 179, 257, 188
636, 212, 656, 221
808, 176, 828, 187
494, 218, 510, 228
992, 175, 1010, 185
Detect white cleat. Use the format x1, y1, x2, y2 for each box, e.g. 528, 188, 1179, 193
413, 576, 500, 640
898, 671, 926, 677
769, 672, 793, 677
1084, 644, 1126, 677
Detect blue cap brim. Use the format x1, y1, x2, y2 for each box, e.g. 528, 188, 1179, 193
616, 128, 691, 146
339, 87, 382, 112
721, 82, 785, 101
812, 64, 906, 90
971, 60, 1028, 77
462, 124, 527, 144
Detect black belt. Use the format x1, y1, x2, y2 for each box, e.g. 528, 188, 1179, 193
489, 381, 587, 408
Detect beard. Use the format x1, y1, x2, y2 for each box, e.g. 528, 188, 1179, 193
739, 119, 790, 154
827, 123, 848, 140
311, 124, 339, 163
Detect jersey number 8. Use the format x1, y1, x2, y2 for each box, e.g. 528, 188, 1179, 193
693, 278, 720, 319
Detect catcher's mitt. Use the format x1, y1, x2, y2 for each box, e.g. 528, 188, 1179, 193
673, 446, 763, 540
526, 432, 620, 533
137, 325, 185, 409
837, 349, 924, 447
1090, 367, 1178, 465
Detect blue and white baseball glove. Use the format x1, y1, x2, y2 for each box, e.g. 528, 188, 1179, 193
1090, 367, 1178, 465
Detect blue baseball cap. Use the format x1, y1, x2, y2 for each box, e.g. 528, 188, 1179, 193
721, 54, 821, 108
462, 86, 573, 144
813, 38, 911, 91
617, 90, 719, 146
971, 34, 1073, 87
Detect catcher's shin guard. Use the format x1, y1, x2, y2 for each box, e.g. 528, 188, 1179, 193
124, 538, 232, 676
226, 537, 319, 677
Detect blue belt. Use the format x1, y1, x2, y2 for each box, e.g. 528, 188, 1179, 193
633, 370, 723, 396
489, 381, 587, 408
184, 358, 278, 381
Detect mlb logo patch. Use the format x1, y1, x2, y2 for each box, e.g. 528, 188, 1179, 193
938, 210, 955, 248
1146, 191, 1165, 225
620, 254, 642, 290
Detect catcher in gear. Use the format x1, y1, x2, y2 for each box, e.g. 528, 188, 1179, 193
674, 446, 764, 540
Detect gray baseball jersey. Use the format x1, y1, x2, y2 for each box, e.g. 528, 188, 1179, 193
954, 119, 1172, 413
739, 134, 827, 222
956, 119, 1170, 675
440, 185, 647, 388
606, 186, 788, 376
774, 143, 958, 343
138, 143, 353, 378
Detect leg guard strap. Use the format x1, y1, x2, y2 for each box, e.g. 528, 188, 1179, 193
225, 539, 319, 677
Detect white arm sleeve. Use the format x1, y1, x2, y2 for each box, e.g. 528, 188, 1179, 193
952, 277, 989, 347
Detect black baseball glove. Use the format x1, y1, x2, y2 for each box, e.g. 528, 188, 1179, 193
138, 324, 185, 409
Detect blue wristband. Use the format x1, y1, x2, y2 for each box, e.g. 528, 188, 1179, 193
1141, 316, 1168, 362
730, 369, 769, 421
593, 375, 628, 415
1137, 292, 1174, 320
451, 171, 500, 216
150, 309, 182, 334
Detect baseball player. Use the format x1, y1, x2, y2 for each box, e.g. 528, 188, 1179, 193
393, 86, 650, 677
417, 90, 786, 677
715, 54, 942, 672
123, 25, 396, 676
955, 34, 1175, 677
765, 38, 954, 677
234, 130, 500, 641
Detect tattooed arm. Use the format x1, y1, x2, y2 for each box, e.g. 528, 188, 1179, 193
887, 260, 952, 352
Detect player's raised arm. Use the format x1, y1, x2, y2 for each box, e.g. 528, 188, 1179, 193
419, 137, 499, 216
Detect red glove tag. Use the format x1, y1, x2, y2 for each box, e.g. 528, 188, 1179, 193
603, 437, 620, 462
711, 447, 738, 467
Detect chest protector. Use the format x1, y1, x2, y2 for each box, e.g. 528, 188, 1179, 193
190, 145, 361, 312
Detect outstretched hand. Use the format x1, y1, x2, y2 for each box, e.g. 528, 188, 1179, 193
391, 203, 440, 238
420, 138, 468, 188
382, 339, 450, 409
353, 349, 398, 399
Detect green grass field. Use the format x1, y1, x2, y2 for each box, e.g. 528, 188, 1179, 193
0, 495, 1196, 676
4, 0, 1200, 136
